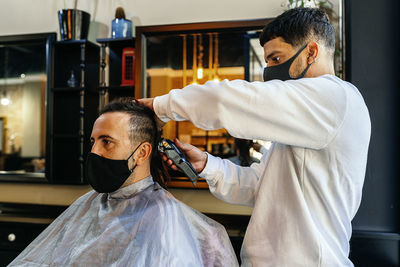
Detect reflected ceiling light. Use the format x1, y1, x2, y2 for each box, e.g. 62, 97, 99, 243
197, 68, 203, 80
208, 33, 213, 81
181, 34, 187, 87
192, 34, 197, 84
213, 33, 220, 81
197, 34, 204, 80
0, 89, 11, 106
0, 96, 11, 106
20, 73, 25, 78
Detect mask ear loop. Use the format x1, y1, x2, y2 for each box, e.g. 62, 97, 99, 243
292, 44, 315, 79
287, 43, 308, 79
295, 60, 314, 79
127, 142, 143, 172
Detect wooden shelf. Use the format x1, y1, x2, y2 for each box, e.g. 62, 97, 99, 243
99, 86, 134, 91
56, 39, 99, 49
96, 37, 135, 45
52, 87, 99, 94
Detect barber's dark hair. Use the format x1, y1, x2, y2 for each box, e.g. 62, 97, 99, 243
100, 97, 169, 188
259, 7, 335, 55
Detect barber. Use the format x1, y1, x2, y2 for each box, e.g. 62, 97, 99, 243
138, 7, 371, 266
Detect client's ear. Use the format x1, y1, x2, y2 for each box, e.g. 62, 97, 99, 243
135, 142, 152, 165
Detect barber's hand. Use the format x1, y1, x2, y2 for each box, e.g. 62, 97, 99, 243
135, 98, 166, 129
136, 98, 154, 110
251, 142, 262, 152
162, 138, 208, 174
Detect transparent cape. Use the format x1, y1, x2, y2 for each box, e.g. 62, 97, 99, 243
9, 177, 238, 266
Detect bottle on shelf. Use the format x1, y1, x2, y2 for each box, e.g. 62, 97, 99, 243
67, 70, 77, 88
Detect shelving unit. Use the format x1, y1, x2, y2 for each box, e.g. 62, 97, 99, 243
96, 37, 135, 108
46, 40, 99, 184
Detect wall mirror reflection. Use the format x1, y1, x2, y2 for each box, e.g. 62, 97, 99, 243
0, 33, 55, 178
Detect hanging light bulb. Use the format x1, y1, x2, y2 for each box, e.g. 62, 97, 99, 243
197, 68, 203, 80
1, 97, 11, 106
182, 34, 187, 87
213, 33, 220, 82
197, 34, 204, 80
0, 90, 11, 106
208, 33, 213, 81
191, 34, 198, 85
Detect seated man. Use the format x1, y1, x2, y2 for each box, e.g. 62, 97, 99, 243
227, 138, 260, 166
9, 98, 238, 266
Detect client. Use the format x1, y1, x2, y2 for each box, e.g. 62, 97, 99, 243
9, 98, 238, 266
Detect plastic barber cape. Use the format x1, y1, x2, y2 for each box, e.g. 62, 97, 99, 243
9, 176, 238, 266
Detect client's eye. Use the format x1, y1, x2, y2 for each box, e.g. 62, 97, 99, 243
103, 139, 112, 145
272, 56, 280, 63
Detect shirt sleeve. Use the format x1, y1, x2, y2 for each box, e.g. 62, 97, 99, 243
153, 77, 347, 150
199, 152, 268, 207
153, 76, 347, 205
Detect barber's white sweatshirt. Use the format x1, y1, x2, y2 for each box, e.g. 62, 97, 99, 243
154, 75, 371, 267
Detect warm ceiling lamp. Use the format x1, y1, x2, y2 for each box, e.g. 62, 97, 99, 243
0, 90, 11, 106
197, 34, 204, 80
181, 34, 187, 87
191, 34, 198, 84
208, 33, 213, 81
213, 33, 220, 82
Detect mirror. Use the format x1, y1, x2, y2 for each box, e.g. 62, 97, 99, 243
0, 33, 55, 178
135, 20, 271, 187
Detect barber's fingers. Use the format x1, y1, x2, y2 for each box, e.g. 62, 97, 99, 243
161, 153, 179, 171
174, 138, 192, 152
136, 98, 166, 129
135, 98, 154, 110
174, 138, 207, 173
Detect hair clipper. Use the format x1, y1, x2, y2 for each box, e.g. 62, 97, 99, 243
158, 138, 199, 187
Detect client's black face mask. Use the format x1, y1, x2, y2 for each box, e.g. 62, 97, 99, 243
85, 143, 142, 193
263, 43, 312, 82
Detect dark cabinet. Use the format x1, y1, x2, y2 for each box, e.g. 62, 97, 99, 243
46, 40, 99, 184
0, 222, 49, 266
97, 37, 136, 104
0, 203, 66, 265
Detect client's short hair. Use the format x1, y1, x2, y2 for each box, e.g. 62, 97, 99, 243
101, 98, 157, 147
100, 97, 169, 188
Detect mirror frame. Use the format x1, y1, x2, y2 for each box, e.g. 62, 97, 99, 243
0, 32, 55, 182
134, 19, 272, 98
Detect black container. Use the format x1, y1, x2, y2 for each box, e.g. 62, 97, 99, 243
58, 9, 90, 40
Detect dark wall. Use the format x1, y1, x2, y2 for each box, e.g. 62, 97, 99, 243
346, 0, 399, 265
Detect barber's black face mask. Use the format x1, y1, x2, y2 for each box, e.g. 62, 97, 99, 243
85, 143, 142, 193
263, 44, 312, 82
